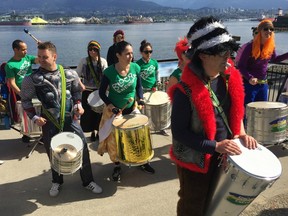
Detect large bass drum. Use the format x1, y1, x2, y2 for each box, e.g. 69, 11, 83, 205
246, 101, 288, 144
50, 132, 83, 175
205, 139, 282, 216
16, 99, 42, 135
143, 91, 171, 131
112, 114, 154, 166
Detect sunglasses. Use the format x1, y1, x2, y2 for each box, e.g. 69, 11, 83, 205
218, 50, 231, 57
263, 27, 274, 32
143, 50, 153, 54
88, 48, 98, 52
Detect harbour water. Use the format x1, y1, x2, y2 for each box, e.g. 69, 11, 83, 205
0, 20, 287, 67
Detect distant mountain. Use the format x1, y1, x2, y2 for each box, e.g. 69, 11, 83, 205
143, 0, 286, 10
0, 0, 165, 14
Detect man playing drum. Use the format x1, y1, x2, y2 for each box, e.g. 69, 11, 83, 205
20, 41, 102, 197
168, 16, 257, 216
5, 39, 39, 142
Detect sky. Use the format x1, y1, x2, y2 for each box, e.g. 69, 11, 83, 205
143, 0, 288, 10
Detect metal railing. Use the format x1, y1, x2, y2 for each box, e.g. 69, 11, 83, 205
267, 62, 288, 102
53, 60, 288, 100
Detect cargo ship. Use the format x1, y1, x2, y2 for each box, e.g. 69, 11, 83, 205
0, 11, 31, 26
273, 9, 288, 30
124, 14, 153, 24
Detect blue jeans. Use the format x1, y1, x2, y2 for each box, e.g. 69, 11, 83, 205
244, 82, 268, 106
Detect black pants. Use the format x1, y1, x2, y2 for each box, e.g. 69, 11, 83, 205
176, 153, 221, 216
42, 115, 94, 186
80, 90, 102, 132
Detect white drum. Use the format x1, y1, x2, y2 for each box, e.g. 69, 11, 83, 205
206, 138, 282, 216
246, 101, 288, 144
87, 90, 104, 113
50, 132, 83, 175
143, 91, 171, 131
16, 99, 42, 135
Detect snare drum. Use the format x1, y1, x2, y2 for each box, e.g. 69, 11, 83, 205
50, 132, 83, 175
246, 101, 288, 144
143, 91, 171, 131
87, 90, 104, 113
206, 138, 282, 216
16, 99, 42, 135
112, 114, 154, 165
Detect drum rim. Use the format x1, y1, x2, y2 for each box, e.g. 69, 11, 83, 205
112, 114, 149, 129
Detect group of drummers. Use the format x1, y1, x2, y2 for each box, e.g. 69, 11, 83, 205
1, 28, 174, 198
0, 15, 287, 216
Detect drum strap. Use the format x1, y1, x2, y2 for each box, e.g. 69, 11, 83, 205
179, 81, 193, 112
206, 81, 232, 136
86, 57, 100, 88
42, 65, 66, 131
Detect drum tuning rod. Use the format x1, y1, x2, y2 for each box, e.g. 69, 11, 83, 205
23, 28, 40, 43
121, 97, 134, 111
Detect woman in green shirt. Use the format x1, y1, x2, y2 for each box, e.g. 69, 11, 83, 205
136, 40, 171, 136
99, 41, 155, 181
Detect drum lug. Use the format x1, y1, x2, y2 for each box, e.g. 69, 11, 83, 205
230, 172, 237, 181
242, 177, 251, 188
252, 180, 262, 190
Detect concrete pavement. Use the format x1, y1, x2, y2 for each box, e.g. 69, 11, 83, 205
0, 126, 288, 216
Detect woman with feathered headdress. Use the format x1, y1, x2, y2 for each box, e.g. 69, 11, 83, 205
166, 37, 190, 91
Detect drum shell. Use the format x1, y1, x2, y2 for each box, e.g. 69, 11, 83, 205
246, 102, 288, 144
50, 132, 83, 175
205, 159, 279, 216
113, 114, 154, 165
143, 91, 171, 131
16, 99, 42, 135
87, 90, 104, 113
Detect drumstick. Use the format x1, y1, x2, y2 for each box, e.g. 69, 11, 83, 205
145, 91, 153, 103
121, 97, 134, 111
23, 28, 40, 43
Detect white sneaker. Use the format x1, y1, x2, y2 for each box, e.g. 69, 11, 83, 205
85, 181, 102, 194
49, 183, 60, 197
0, 160, 4, 165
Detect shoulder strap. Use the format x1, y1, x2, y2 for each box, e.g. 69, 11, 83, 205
179, 81, 193, 111
86, 57, 100, 88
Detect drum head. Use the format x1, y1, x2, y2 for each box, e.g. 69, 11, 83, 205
144, 91, 169, 105
112, 114, 148, 129
53, 144, 78, 161
229, 139, 282, 180
87, 90, 104, 107
247, 101, 287, 109
51, 132, 83, 151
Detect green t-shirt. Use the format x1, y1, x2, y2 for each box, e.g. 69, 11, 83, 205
136, 58, 158, 89
104, 62, 140, 109
5, 55, 36, 89
170, 68, 182, 81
